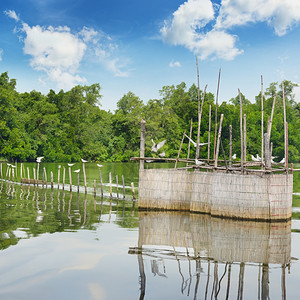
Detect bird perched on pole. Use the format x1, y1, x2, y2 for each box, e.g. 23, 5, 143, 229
73, 169, 80, 173
279, 157, 285, 164
151, 139, 166, 153
36, 156, 44, 163
97, 164, 103, 168
195, 158, 205, 166
251, 155, 260, 162
231, 154, 237, 160
81, 159, 88, 163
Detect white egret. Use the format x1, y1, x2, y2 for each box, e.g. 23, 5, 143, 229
36, 156, 44, 163
251, 155, 260, 162
184, 134, 209, 147
97, 164, 103, 168
232, 154, 237, 160
151, 139, 166, 152
195, 158, 204, 166
256, 154, 261, 160
81, 159, 88, 163
68, 163, 75, 167
73, 169, 80, 173
279, 157, 285, 164
159, 151, 166, 157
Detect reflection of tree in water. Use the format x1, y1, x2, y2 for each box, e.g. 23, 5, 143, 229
0, 181, 138, 250
130, 212, 292, 300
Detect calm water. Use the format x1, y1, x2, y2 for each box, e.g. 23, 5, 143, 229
0, 162, 299, 300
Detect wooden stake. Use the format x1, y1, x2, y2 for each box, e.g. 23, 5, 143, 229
69, 166, 72, 191
122, 175, 126, 199
208, 105, 212, 162
43, 167, 47, 188
50, 171, 53, 189
33, 168, 36, 185
94, 179, 97, 195
20, 163, 23, 180
186, 119, 193, 167
82, 162, 87, 193
99, 167, 103, 196
27, 167, 30, 181
214, 114, 224, 168
282, 82, 288, 170
261, 76, 264, 167
285, 122, 289, 171
131, 182, 136, 200
175, 129, 187, 168
140, 119, 146, 170
109, 172, 112, 197
62, 167, 66, 190
238, 89, 244, 170
57, 165, 61, 189
77, 172, 80, 193
116, 175, 119, 198
267, 93, 277, 136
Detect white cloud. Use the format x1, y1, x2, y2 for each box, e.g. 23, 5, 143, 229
0, 49, 3, 61
21, 23, 87, 89
216, 0, 300, 36
161, 0, 300, 60
160, 0, 242, 60
4, 9, 20, 22
6, 11, 130, 90
169, 61, 181, 68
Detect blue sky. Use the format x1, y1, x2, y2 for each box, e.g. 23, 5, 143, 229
1, 0, 300, 111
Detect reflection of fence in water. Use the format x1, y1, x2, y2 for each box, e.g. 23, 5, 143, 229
130, 212, 291, 299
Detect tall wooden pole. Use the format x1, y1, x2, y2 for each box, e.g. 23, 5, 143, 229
238, 89, 244, 170
208, 104, 212, 162
213, 69, 221, 160
282, 82, 288, 170
186, 119, 193, 167
196, 57, 201, 159
140, 119, 146, 170
243, 114, 247, 163
196, 84, 207, 159
267, 93, 277, 137
214, 114, 224, 168
261, 76, 264, 167
229, 125, 232, 168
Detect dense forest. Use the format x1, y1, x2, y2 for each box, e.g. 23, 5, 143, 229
0, 71, 299, 163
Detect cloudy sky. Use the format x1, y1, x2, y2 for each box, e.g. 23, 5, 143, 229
1, 0, 300, 110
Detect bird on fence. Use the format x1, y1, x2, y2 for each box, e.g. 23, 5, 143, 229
271, 156, 278, 160
251, 155, 260, 162
73, 169, 80, 173
232, 154, 237, 160
159, 151, 166, 157
256, 154, 261, 160
151, 139, 166, 152
97, 164, 103, 168
68, 163, 75, 167
81, 159, 88, 163
146, 159, 154, 163
279, 157, 285, 164
184, 134, 209, 147
195, 158, 205, 166
36, 156, 44, 163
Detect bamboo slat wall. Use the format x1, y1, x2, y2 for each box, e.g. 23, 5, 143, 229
138, 169, 293, 221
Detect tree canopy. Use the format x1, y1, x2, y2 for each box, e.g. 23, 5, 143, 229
0, 71, 299, 163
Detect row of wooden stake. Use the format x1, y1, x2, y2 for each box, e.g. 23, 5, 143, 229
0, 162, 136, 200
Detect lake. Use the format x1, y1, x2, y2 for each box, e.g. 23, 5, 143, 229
0, 162, 299, 299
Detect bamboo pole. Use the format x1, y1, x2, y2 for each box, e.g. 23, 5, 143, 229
140, 119, 146, 170
213, 68, 221, 160
57, 165, 61, 189
238, 89, 244, 170
94, 179, 96, 195
243, 114, 247, 163
175, 129, 187, 168
186, 119, 193, 167
261, 76, 264, 168
77, 172, 80, 193
43, 167, 47, 188
20, 163, 23, 180
27, 167, 30, 181
285, 122, 289, 171
229, 125, 232, 168
214, 114, 224, 168
267, 93, 277, 136
33, 168, 36, 185
208, 104, 212, 162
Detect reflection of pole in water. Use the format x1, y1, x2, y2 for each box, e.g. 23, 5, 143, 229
205, 260, 210, 300
138, 251, 146, 300
216, 263, 228, 297
225, 263, 231, 300
282, 264, 286, 300
261, 264, 269, 300
98, 197, 104, 222
237, 262, 245, 300
211, 261, 218, 300
194, 259, 201, 300
258, 264, 261, 300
